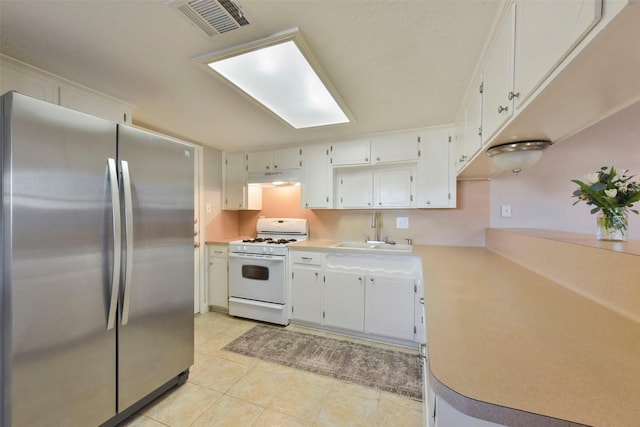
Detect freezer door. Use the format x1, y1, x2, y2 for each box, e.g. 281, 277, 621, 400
117, 126, 194, 410
1, 92, 117, 426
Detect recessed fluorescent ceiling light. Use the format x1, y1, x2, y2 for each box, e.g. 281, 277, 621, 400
197, 29, 351, 129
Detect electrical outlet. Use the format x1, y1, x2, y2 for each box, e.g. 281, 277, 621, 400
500, 204, 512, 218
396, 217, 409, 229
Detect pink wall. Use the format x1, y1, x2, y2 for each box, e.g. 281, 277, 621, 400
490, 100, 640, 239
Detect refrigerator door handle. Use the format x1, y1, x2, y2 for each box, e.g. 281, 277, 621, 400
120, 160, 134, 325
107, 158, 121, 330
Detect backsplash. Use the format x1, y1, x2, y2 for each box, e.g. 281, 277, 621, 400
226, 180, 490, 246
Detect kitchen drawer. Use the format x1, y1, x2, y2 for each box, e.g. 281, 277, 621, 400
291, 251, 324, 266
208, 245, 228, 258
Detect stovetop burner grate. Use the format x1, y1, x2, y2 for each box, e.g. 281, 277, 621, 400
241, 237, 298, 244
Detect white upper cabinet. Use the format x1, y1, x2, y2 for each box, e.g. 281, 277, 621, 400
1, 55, 133, 125
455, 75, 483, 172
370, 132, 420, 164
301, 144, 332, 209
337, 170, 374, 208
0, 59, 57, 102
223, 152, 262, 211
513, 0, 602, 109
59, 84, 131, 125
417, 127, 455, 208
330, 139, 371, 166
481, 4, 516, 144
273, 147, 302, 170
246, 147, 301, 172
336, 166, 415, 209
246, 151, 273, 172
223, 152, 246, 210
373, 167, 414, 208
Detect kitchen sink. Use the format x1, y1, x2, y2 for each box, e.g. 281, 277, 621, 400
330, 241, 414, 252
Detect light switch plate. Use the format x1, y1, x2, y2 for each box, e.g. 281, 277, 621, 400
396, 217, 409, 229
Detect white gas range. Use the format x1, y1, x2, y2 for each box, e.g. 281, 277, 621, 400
228, 218, 308, 325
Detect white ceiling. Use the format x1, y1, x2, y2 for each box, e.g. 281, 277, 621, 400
0, 0, 501, 151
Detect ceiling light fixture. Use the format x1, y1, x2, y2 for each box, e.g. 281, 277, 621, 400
486, 140, 552, 175
194, 28, 352, 129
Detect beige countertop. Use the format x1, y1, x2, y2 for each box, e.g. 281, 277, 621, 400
415, 244, 640, 427
290, 237, 640, 426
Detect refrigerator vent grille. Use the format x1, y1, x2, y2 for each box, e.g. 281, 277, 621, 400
175, 0, 249, 37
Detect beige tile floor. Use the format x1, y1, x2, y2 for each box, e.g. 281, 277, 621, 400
121, 311, 423, 427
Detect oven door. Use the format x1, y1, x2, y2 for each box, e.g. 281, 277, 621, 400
228, 252, 286, 304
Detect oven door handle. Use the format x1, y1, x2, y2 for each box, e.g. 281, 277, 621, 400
228, 252, 286, 261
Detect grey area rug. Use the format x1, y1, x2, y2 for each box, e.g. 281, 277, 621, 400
223, 324, 423, 400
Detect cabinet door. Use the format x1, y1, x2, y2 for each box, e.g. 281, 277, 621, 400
482, 4, 515, 144
374, 167, 413, 208
417, 128, 453, 208
365, 275, 415, 341
246, 151, 274, 172
207, 245, 229, 309
323, 271, 365, 331
463, 76, 483, 164
291, 267, 323, 324
223, 152, 245, 210
59, 85, 131, 125
514, 0, 601, 109
302, 144, 331, 208
338, 171, 373, 208
273, 147, 302, 170
0, 60, 57, 102
330, 139, 371, 166
371, 133, 420, 164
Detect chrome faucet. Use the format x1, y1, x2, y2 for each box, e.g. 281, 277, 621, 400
369, 211, 381, 243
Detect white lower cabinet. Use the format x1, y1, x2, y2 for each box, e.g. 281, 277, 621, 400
290, 250, 423, 345
365, 274, 415, 341
290, 251, 324, 324
323, 270, 365, 331
207, 244, 229, 310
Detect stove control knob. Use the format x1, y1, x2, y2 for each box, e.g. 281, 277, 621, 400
262, 247, 268, 254
269, 247, 275, 254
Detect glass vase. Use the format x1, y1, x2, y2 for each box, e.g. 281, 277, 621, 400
596, 208, 628, 241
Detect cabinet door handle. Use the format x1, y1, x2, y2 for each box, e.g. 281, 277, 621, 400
301, 257, 312, 260
376, 157, 381, 162
370, 278, 375, 283
508, 91, 520, 101
364, 157, 369, 162
498, 105, 509, 114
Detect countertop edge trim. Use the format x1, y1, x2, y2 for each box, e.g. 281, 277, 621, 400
429, 368, 591, 427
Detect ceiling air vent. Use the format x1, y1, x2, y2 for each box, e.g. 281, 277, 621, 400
168, 0, 249, 37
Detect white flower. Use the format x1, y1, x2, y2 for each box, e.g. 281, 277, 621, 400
605, 189, 617, 198
584, 173, 599, 184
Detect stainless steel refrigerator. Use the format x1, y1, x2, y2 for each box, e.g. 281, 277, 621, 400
1, 91, 194, 427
